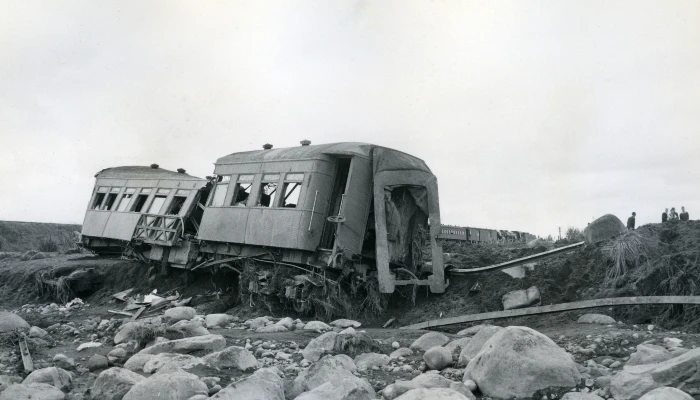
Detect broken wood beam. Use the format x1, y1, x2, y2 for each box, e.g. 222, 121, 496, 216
19, 337, 33, 373
447, 241, 586, 275
129, 306, 146, 321
108, 310, 135, 317
401, 296, 700, 330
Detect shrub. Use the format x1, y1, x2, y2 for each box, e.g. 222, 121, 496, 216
38, 237, 60, 252
603, 231, 646, 284
565, 227, 584, 242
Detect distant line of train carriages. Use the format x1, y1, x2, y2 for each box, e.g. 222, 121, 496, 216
438, 225, 537, 244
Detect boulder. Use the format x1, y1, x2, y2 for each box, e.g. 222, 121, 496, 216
561, 393, 604, 400
138, 334, 226, 356
163, 307, 196, 323
390, 348, 414, 359
464, 326, 580, 399
382, 381, 422, 400
107, 348, 128, 363
304, 321, 331, 331
395, 388, 469, 400
449, 382, 476, 400
0, 375, 22, 392
302, 331, 338, 361
209, 368, 284, 400
627, 344, 679, 366
610, 348, 700, 400
330, 319, 361, 329
23, 367, 72, 392
456, 324, 493, 336
124, 354, 156, 372
256, 324, 288, 333
202, 346, 258, 371
502, 286, 540, 310
167, 320, 209, 338
638, 387, 693, 400
87, 354, 109, 371
122, 370, 208, 400
583, 214, 626, 244
0, 311, 29, 333
295, 380, 375, 400
245, 317, 270, 330
51, 354, 75, 370
444, 337, 472, 354
333, 332, 381, 357
423, 346, 453, 370
114, 322, 145, 345
290, 355, 362, 398
205, 314, 232, 329
142, 353, 205, 374
409, 332, 450, 352
354, 353, 389, 370
457, 325, 503, 365
91, 367, 145, 400
577, 314, 616, 324
0, 383, 65, 400
29, 326, 49, 339
276, 317, 295, 330
410, 373, 454, 388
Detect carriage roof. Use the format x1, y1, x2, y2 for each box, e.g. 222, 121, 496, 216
94, 166, 204, 181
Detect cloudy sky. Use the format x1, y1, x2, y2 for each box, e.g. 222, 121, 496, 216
1, 1, 698, 238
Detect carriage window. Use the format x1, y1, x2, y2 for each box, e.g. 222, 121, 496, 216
231, 174, 254, 206
148, 195, 167, 214
167, 196, 187, 215
132, 194, 149, 212
281, 182, 301, 208
92, 193, 106, 209
116, 194, 133, 212
256, 174, 279, 207
210, 175, 230, 207
103, 193, 118, 210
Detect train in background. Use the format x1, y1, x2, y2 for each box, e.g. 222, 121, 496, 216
438, 224, 537, 244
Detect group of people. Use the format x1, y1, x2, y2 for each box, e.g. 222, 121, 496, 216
625, 207, 690, 230
662, 207, 690, 222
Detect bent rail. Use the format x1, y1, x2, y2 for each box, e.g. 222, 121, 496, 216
400, 295, 700, 330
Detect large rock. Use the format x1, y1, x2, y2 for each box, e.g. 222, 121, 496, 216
295, 380, 375, 400
409, 332, 450, 352
304, 321, 331, 331
456, 324, 493, 336
210, 368, 284, 400
123, 354, 155, 372
390, 348, 414, 359
584, 214, 626, 244
114, 322, 148, 345
577, 313, 616, 324
138, 334, 226, 356
142, 353, 206, 374
610, 348, 700, 400
290, 355, 367, 398
0, 383, 65, 400
202, 346, 258, 371
627, 343, 680, 366
423, 346, 453, 370
502, 286, 540, 310
163, 307, 196, 322
382, 381, 422, 400
0, 375, 22, 392
205, 314, 232, 329
561, 393, 604, 400
333, 332, 380, 357
464, 326, 580, 399
302, 331, 338, 361
638, 387, 693, 400
354, 353, 389, 370
29, 326, 49, 339
91, 368, 145, 400
330, 319, 361, 329
395, 388, 469, 400
23, 367, 72, 392
444, 337, 472, 354
410, 373, 455, 388
167, 320, 209, 338
87, 354, 109, 371
256, 324, 288, 333
0, 311, 29, 333
457, 325, 503, 366
122, 370, 208, 400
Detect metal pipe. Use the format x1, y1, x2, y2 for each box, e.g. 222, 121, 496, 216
308, 190, 318, 231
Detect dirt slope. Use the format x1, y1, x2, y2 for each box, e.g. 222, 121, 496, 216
0, 220, 81, 252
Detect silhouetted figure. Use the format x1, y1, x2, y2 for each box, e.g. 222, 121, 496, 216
670, 207, 679, 221
662, 208, 668, 223
627, 212, 636, 230
680, 206, 690, 221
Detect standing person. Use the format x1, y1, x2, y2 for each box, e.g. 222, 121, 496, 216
680, 206, 690, 221
670, 208, 679, 220
662, 208, 668, 223
627, 212, 636, 230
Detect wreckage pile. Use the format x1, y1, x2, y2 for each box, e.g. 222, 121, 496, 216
1, 300, 699, 399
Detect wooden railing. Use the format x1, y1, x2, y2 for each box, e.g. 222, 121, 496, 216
132, 213, 183, 246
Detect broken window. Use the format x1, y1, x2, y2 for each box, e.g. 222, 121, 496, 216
231, 174, 254, 206
281, 173, 303, 208
147, 195, 167, 214
210, 175, 230, 207
103, 193, 118, 210
115, 188, 136, 212
132, 194, 149, 212
257, 174, 279, 207
167, 196, 187, 215
92, 193, 105, 209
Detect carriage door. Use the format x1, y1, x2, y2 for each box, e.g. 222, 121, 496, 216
320, 158, 350, 249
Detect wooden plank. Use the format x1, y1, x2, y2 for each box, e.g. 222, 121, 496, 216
129, 306, 146, 321
448, 241, 586, 275
108, 310, 134, 317
400, 296, 700, 330
19, 337, 34, 372
112, 288, 134, 302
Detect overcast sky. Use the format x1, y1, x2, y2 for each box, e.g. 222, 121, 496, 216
1, 1, 698, 238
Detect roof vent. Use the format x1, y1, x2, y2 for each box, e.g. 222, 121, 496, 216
150, 163, 159, 169
263, 143, 273, 150
177, 168, 186, 174
300, 139, 311, 146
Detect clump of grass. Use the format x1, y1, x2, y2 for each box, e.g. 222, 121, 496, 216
131, 324, 166, 348
34, 274, 74, 304
603, 231, 646, 285
38, 237, 60, 253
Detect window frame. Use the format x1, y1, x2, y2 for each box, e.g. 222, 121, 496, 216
209, 175, 231, 207
229, 174, 255, 207
280, 172, 304, 209
254, 174, 281, 208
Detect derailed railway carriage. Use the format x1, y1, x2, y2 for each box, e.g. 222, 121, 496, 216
81, 142, 446, 314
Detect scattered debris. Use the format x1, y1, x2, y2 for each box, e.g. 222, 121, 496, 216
18, 336, 33, 372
